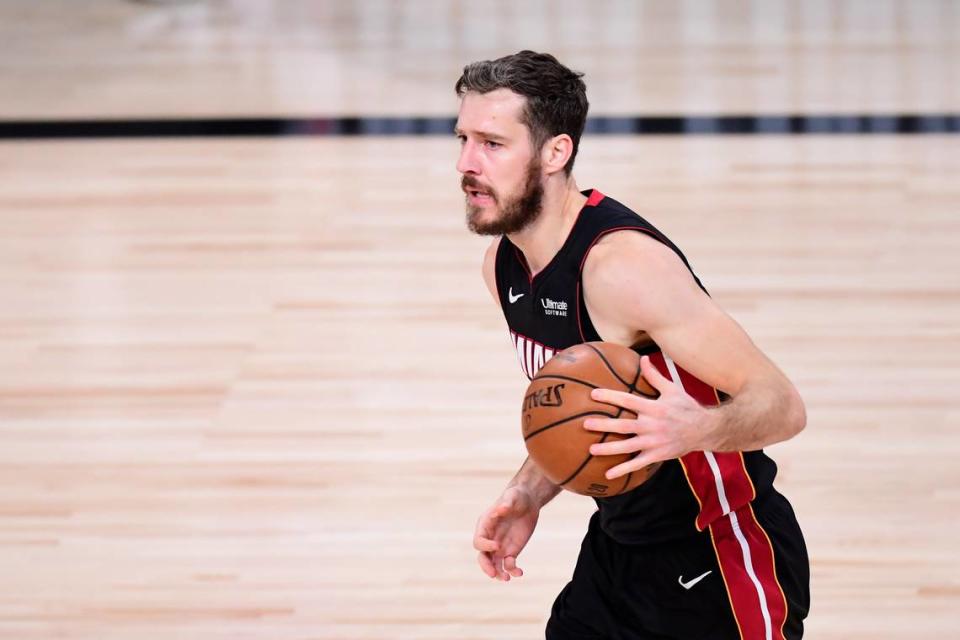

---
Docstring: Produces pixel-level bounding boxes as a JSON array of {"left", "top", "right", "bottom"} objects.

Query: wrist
[
  {"left": 508, "top": 478, "right": 556, "bottom": 510},
  {"left": 507, "top": 457, "right": 561, "bottom": 509},
  {"left": 696, "top": 405, "right": 726, "bottom": 452}
]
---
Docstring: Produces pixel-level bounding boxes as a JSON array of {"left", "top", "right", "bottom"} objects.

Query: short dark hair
[{"left": 455, "top": 50, "right": 589, "bottom": 175}]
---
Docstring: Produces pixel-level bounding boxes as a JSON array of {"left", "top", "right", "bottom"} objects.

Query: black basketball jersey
[{"left": 494, "top": 189, "right": 778, "bottom": 544}]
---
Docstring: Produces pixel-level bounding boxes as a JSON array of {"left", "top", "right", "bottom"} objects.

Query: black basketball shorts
[{"left": 545, "top": 490, "right": 810, "bottom": 640}]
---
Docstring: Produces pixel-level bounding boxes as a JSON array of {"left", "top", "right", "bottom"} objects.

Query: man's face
[{"left": 455, "top": 89, "right": 544, "bottom": 236}]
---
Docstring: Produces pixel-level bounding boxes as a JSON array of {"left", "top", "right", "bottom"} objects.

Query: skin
[
  {"left": 455, "top": 88, "right": 588, "bottom": 266},
  {"left": 457, "top": 88, "right": 806, "bottom": 583}
]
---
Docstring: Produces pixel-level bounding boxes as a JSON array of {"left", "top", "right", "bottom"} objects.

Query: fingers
[
  {"left": 492, "top": 552, "right": 507, "bottom": 580},
  {"left": 473, "top": 515, "right": 498, "bottom": 551},
  {"left": 477, "top": 543, "right": 511, "bottom": 581},
  {"left": 475, "top": 506, "right": 510, "bottom": 581},
  {"left": 605, "top": 453, "right": 656, "bottom": 480},
  {"left": 583, "top": 416, "right": 654, "bottom": 435},
  {"left": 477, "top": 551, "right": 497, "bottom": 578},
  {"left": 474, "top": 492, "right": 531, "bottom": 582},
  {"left": 488, "top": 554, "right": 523, "bottom": 582},
  {"left": 591, "top": 388, "right": 659, "bottom": 414},
  {"left": 474, "top": 498, "right": 510, "bottom": 548},
  {"left": 590, "top": 356, "right": 675, "bottom": 410},
  {"left": 474, "top": 535, "right": 498, "bottom": 553},
  {"left": 503, "top": 555, "right": 524, "bottom": 578},
  {"left": 476, "top": 535, "right": 524, "bottom": 582},
  {"left": 473, "top": 506, "right": 503, "bottom": 569},
  {"left": 589, "top": 435, "right": 651, "bottom": 457},
  {"left": 640, "top": 355, "right": 673, "bottom": 392}
]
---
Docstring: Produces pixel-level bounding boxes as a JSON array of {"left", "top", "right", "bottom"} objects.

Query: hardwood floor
[{"left": 1, "top": 2, "right": 958, "bottom": 638}]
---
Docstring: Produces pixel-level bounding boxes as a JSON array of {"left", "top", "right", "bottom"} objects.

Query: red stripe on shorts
[
  {"left": 647, "top": 352, "right": 756, "bottom": 530},
  {"left": 709, "top": 505, "right": 789, "bottom": 640}
]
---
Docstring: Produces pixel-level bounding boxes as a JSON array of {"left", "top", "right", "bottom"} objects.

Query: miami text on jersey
[{"left": 509, "top": 330, "right": 557, "bottom": 379}]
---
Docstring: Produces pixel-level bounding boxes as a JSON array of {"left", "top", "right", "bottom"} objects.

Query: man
[{"left": 456, "top": 51, "right": 810, "bottom": 639}]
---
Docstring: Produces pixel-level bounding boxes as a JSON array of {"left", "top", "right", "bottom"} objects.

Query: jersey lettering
[{"left": 510, "top": 330, "right": 556, "bottom": 379}]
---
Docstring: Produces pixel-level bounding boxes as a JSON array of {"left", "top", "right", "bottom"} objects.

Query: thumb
[
  {"left": 497, "top": 487, "right": 530, "bottom": 517},
  {"left": 496, "top": 491, "right": 519, "bottom": 516},
  {"left": 640, "top": 355, "right": 674, "bottom": 394}
]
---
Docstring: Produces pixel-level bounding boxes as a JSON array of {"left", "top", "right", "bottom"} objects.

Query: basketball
[{"left": 521, "top": 342, "right": 662, "bottom": 497}]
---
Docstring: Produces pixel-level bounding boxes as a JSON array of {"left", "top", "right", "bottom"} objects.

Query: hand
[
  {"left": 472, "top": 486, "right": 540, "bottom": 582},
  {"left": 583, "top": 355, "right": 713, "bottom": 480}
]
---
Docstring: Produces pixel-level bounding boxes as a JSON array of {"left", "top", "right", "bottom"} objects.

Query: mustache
[{"left": 461, "top": 176, "right": 496, "bottom": 199}]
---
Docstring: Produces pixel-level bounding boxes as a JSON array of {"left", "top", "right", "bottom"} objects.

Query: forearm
[
  {"left": 506, "top": 457, "right": 562, "bottom": 508},
  {"left": 701, "top": 378, "right": 806, "bottom": 452}
]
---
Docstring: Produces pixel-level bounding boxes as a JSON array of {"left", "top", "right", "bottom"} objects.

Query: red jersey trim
[
  {"left": 504, "top": 189, "right": 606, "bottom": 291},
  {"left": 585, "top": 188, "right": 605, "bottom": 207},
  {"left": 575, "top": 225, "right": 670, "bottom": 343}
]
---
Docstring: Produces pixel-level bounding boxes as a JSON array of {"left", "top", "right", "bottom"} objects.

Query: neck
[{"left": 507, "top": 174, "right": 588, "bottom": 276}]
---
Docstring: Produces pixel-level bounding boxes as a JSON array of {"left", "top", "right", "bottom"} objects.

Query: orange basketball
[{"left": 521, "top": 342, "right": 662, "bottom": 497}]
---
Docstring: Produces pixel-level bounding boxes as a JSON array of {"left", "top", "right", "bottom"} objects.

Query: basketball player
[{"left": 456, "top": 51, "right": 810, "bottom": 639}]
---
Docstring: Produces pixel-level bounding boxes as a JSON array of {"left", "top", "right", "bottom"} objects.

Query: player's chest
[{"left": 500, "top": 266, "right": 583, "bottom": 363}]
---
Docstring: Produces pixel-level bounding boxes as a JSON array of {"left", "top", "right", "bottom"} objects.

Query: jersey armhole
[
  {"left": 491, "top": 236, "right": 506, "bottom": 306},
  {"left": 575, "top": 226, "right": 670, "bottom": 343}
]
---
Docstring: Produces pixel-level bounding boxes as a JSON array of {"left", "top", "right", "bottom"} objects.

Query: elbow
[{"left": 786, "top": 386, "right": 806, "bottom": 440}]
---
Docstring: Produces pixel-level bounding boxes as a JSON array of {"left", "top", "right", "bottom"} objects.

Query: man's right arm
[
  {"left": 506, "top": 456, "right": 562, "bottom": 508},
  {"left": 473, "top": 456, "right": 560, "bottom": 581},
  {"left": 473, "top": 239, "right": 559, "bottom": 580},
  {"left": 481, "top": 238, "right": 561, "bottom": 507}
]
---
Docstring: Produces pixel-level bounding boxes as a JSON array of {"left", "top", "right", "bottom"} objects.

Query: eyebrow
[{"left": 454, "top": 128, "right": 509, "bottom": 142}]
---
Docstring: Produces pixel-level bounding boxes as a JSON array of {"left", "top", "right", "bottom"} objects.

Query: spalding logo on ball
[{"left": 521, "top": 342, "right": 662, "bottom": 497}]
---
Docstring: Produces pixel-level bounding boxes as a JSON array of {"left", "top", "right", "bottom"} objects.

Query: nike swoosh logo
[
  {"left": 678, "top": 570, "right": 712, "bottom": 590},
  {"left": 508, "top": 287, "right": 525, "bottom": 304}
]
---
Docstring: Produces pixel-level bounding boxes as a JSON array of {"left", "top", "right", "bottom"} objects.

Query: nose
[{"left": 456, "top": 140, "right": 480, "bottom": 175}]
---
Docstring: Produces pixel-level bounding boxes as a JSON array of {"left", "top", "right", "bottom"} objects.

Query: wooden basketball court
[{"left": 0, "top": 2, "right": 957, "bottom": 638}]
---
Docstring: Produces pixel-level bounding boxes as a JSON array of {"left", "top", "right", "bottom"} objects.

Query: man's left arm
[{"left": 581, "top": 231, "right": 806, "bottom": 480}]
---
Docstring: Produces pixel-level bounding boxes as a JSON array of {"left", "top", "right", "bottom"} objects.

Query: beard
[{"left": 463, "top": 158, "right": 544, "bottom": 236}]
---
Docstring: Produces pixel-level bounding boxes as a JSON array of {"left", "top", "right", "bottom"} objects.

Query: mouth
[{"left": 464, "top": 186, "right": 495, "bottom": 207}]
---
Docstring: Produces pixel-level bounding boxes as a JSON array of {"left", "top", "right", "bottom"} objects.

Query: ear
[{"left": 541, "top": 134, "right": 574, "bottom": 176}]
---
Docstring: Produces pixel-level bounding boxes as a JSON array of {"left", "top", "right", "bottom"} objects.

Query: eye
[
  {"left": 455, "top": 134, "right": 466, "bottom": 145},
  {"left": 484, "top": 140, "right": 502, "bottom": 150}
]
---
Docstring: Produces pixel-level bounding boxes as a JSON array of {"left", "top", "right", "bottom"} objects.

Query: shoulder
[
  {"left": 582, "top": 229, "right": 704, "bottom": 324},
  {"left": 584, "top": 229, "right": 692, "bottom": 286}
]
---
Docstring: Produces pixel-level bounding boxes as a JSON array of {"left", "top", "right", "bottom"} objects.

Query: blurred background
[{"left": 0, "top": 1, "right": 957, "bottom": 639}]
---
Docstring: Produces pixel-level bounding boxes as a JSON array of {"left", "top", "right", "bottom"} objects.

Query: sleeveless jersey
[{"left": 494, "top": 189, "right": 778, "bottom": 544}]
